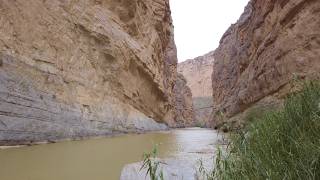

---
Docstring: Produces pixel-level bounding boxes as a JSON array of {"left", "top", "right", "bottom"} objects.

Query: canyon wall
[
  {"left": 178, "top": 51, "right": 214, "bottom": 126},
  {"left": 173, "top": 74, "right": 195, "bottom": 127},
  {"left": 212, "top": 0, "right": 320, "bottom": 129},
  {"left": 0, "top": 0, "right": 181, "bottom": 145}
]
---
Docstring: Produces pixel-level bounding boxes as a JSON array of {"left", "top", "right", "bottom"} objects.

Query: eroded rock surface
[
  {"left": 212, "top": 0, "right": 320, "bottom": 128},
  {"left": 173, "top": 74, "right": 195, "bottom": 127},
  {"left": 178, "top": 52, "right": 215, "bottom": 126},
  {"left": 0, "top": 0, "right": 180, "bottom": 144}
]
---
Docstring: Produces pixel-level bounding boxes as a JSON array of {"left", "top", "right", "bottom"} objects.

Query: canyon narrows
[
  {"left": 0, "top": 0, "right": 320, "bottom": 179},
  {"left": 178, "top": 51, "right": 215, "bottom": 127},
  {"left": 0, "top": 0, "right": 195, "bottom": 145},
  {"left": 1, "top": 0, "right": 319, "bottom": 143}
]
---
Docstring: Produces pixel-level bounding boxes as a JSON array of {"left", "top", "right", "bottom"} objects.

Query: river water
[{"left": 0, "top": 128, "right": 222, "bottom": 180}]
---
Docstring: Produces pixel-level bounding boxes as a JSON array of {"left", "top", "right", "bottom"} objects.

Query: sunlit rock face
[
  {"left": 178, "top": 51, "right": 215, "bottom": 126},
  {"left": 212, "top": 0, "right": 320, "bottom": 128},
  {"left": 0, "top": 0, "right": 181, "bottom": 144}
]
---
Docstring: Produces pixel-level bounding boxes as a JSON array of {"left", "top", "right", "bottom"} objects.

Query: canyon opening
[{"left": 0, "top": 0, "right": 319, "bottom": 180}]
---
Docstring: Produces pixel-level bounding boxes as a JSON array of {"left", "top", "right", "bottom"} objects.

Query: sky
[{"left": 169, "top": 0, "right": 249, "bottom": 62}]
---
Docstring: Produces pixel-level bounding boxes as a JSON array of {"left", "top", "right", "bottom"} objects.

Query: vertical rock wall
[
  {"left": 212, "top": 0, "right": 320, "bottom": 128},
  {"left": 178, "top": 51, "right": 215, "bottom": 126},
  {"left": 173, "top": 74, "right": 195, "bottom": 127},
  {"left": 0, "top": 0, "right": 182, "bottom": 144}
]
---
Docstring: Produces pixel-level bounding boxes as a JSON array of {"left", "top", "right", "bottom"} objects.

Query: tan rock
[
  {"left": 178, "top": 52, "right": 215, "bottom": 126},
  {"left": 212, "top": 0, "right": 320, "bottom": 128},
  {"left": 0, "top": 0, "right": 181, "bottom": 144},
  {"left": 173, "top": 74, "right": 195, "bottom": 127}
]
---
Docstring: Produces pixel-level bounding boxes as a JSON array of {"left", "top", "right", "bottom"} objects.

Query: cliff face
[
  {"left": 212, "top": 0, "right": 320, "bottom": 128},
  {"left": 178, "top": 51, "right": 215, "bottom": 126},
  {"left": 0, "top": 0, "right": 180, "bottom": 144},
  {"left": 173, "top": 74, "right": 195, "bottom": 127}
]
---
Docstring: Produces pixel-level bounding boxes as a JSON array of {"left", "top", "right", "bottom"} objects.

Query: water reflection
[{"left": 0, "top": 128, "right": 220, "bottom": 180}]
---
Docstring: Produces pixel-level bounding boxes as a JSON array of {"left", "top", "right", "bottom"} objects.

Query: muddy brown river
[{"left": 0, "top": 128, "right": 222, "bottom": 180}]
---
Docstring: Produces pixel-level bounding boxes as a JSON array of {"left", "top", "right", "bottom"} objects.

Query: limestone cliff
[
  {"left": 178, "top": 51, "right": 214, "bottom": 126},
  {"left": 212, "top": 0, "right": 320, "bottom": 128},
  {"left": 0, "top": 0, "right": 180, "bottom": 145},
  {"left": 173, "top": 74, "right": 195, "bottom": 127}
]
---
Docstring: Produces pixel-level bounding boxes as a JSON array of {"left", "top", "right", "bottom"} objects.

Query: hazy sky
[{"left": 170, "top": 0, "right": 249, "bottom": 62}]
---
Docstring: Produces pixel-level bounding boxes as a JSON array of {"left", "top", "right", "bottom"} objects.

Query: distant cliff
[
  {"left": 212, "top": 0, "right": 320, "bottom": 129},
  {"left": 178, "top": 51, "right": 215, "bottom": 126},
  {"left": 0, "top": 0, "right": 187, "bottom": 145},
  {"left": 173, "top": 74, "right": 195, "bottom": 127}
]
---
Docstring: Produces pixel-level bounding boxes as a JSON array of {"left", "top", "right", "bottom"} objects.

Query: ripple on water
[{"left": 0, "top": 128, "right": 223, "bottom": 180}]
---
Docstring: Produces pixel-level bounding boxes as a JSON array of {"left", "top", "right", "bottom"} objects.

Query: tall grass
[
  {"left": 141, "top": 145, "right": 164, "bottom": 180},
  {"left": 212, "top": 81, "right": 320, "bottom": 180}
]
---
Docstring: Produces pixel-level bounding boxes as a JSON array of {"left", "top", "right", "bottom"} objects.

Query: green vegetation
[
  {"left": 244, "top": 106, "right": 270, "bottom": 124},
  {"left": 198, "top": 159, "right": 213, "bottom": 180},
  {"left": 195, "top": 121, "right": 206, "bottom": 128},
  {"left": 142, "top": 82, "right": 320, "bottom": 180},
  {"left": 211, "top": 81, "right": 320, "bottom": 180},
  {"left": 141, "top": 145, "right": 164, "bottom": 180}
]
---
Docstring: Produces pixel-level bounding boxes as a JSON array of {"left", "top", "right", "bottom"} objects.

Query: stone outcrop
[
  {"left": 178, "top": 51, "right": 215, "bottom": 126},
  {"left": 0, "top": 0, "right": 182, "bottom": 145},
  {"left": 212, "top": 0, "right": 320, "bottom": 128},
  {"left": 173, "top": 74, "right": 195, "bottom": 127}
]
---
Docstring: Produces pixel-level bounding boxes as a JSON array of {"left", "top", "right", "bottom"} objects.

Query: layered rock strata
[
  {"left": 0, "top": 0, "right": 180, "bottom": 144},
  {"left": 178, "top": 51, "right": 215, "bottom": 126},
  {"left": 212, "top": 0, "right": 320, "bottom": 128},
  {"left": 173, "top": 74, "right": 195, "bottom": 127}
]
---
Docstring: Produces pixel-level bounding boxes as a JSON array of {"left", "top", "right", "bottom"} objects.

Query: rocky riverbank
[{"left": 0, "top": 0, "right": 195, "bottom": 145}]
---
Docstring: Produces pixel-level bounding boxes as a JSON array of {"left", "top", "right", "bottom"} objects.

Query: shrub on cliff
[{"left": 213, "top": 81, "right": 320, "bottom": 180}]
